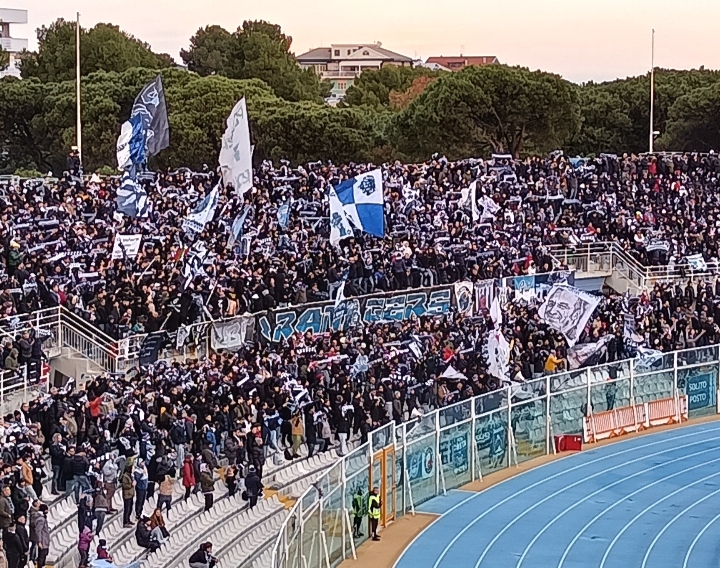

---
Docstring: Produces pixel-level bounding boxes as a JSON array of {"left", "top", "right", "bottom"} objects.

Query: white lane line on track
[
  {"left": 514, "top": 449, "right": 720, "bottom": 568},
  {"left": 398, "top": 424, "right": 720, "bottom": 568},
  {"left": 682, "top": 511, "right": 720, "bottom": 568},
  {"left": 469, "top": 434, "right": 720, "bottom": 568},
  {"left": 640, "top": 486, "right": 720, "bottom": 568}
]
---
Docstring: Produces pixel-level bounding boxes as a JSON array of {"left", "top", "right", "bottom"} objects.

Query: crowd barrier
[
  {"left": 583, "top": 394, "right": 689, "bottom": 443},
  {"left": 270, "top": 344, "right": 720, "bottom": 568}
]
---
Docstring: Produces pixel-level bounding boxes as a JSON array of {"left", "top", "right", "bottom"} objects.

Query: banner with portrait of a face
[{"left": 538, "top": 285, "right": 601, "bottom": 347}]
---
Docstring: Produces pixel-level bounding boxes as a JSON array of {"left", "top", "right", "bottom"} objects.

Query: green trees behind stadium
[{"left": 2, "top": 17, "right": 720, "bottom": 174}]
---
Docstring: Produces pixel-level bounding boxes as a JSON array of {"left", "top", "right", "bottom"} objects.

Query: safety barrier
[
  {"left": 583, "top": 394, "right": 689, "bottom": 443},
  {"left": 270, "top": 345, "right": 720, "bottom": 568}
]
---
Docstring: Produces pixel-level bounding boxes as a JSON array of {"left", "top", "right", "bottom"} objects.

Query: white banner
[
  {"left": 219, "top": 97, "right": 254, "bottom": 196},
  {"left": 329, "top": 186, "right": 354, "bottom": 246},
  {"left": 486, "top": 328, "right": 510, "bottom": 383},
  {"left": 111, "top": 234, "right": 143, "bottom": 260},
  {"left": 454, "top": 281, "right": 474, "bottom": 315},
  {"left": 210, "top": 317, "right": 255, "bottom": 351},
  {"left": 538, "top": 285, "right": 601, "bottom": 347}
]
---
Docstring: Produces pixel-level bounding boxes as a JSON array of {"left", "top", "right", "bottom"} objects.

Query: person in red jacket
[{"left": 181, "top": 455, "right": 196, "bottom": 501}]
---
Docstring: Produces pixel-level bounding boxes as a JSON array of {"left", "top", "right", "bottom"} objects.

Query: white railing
[
  {"left": 270, "top": 344, "right": 720, "bottom": 568},
  {"left": 547, "top": 241, "right": 720, "bottom": 289}
]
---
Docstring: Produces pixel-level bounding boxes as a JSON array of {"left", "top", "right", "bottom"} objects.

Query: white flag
[
  {"left": 219, "top": 98, "right": 254, "bottom": 196},
  {"left": 487, "top": 329, "right": 510, "bottom": 383},
  {"left": 111, "top": 234, "right": 143, "bottom": 260},
  {"left": 116, "top": 120, "right": 133, "bottom": 170}
]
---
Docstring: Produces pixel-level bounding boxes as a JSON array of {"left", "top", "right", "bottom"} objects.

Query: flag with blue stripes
[
  {"left": 116, "top": 166, "right": 150, "bottom": 218},
  {"left": 182, "top": 185, "right": 219, "bottom": 235},
  {"left": 226, "top": 207, "right": 249, "bottom": 250},
  {"left": 117, "top": 75, "right": 170, "bottom": 170},
  {"left": 334, "top": 169, "right": 384, "bottom": 239},
  {"left": 277, "top": 200, "right": 291, "bottom": 230}
]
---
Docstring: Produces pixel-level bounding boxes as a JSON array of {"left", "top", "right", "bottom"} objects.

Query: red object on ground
[{"left": 554, "top": 435, "right": 582, "bottom": 452}]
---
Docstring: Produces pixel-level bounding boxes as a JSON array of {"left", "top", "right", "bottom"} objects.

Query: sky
[{"left": 4, "top": 0, "right": 719, "bottom": 83}]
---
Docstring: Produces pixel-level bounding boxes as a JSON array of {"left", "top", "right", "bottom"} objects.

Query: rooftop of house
[
  {"left": 297, "top": 43, "right": 413, "bottom": 63},
  {"left": 425, "top": 55, "right": 499, "bottom": 67}
]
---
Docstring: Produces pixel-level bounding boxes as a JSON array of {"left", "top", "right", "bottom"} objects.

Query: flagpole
[
  {"left": 649, "top": 28, "right": 655, "bottom": 154},
  {"left": 75, "top": 12, "right": 83, "bottom": 166}
]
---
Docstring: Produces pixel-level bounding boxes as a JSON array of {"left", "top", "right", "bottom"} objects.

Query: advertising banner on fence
[{"left": 257, "top": 283, "right": 467, "bottom": 343}]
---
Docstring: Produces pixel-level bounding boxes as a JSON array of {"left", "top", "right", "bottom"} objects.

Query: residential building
[
  {"left": 424, "top": 55, "right": 499, "bottom": 71},
  {"left": 0, "top": 8, "right": 27, "bottom": 78},
  {"left": 297, "top": 42, "right": 413, "bottom": 103}
]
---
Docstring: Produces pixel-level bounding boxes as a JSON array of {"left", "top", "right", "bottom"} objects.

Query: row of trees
[{"left": 3, "top": 18, "right": 720, "bottom": 175}]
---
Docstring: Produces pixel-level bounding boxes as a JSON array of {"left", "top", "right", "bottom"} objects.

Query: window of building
[
  {"left": 362, "top": 50, "right": 369, "bottom": 56},
  {"left": 334, "top": 49, "right": 340, "bottom": 56},
  {"left": 337, "top": 81, "right": 347, "bottom": 90},
  {"left": 347, "top": 49, "right": 352, "bottom": 55}
]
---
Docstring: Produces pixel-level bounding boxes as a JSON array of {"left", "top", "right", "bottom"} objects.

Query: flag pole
[
  {"left": 75, "top": 12, "right": 82, "bottom": 166},
  {"left": 649, "top": 28, "right": 655, "bottom": 154}
]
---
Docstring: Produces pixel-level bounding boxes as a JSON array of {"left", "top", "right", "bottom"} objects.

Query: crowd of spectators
[
  {"left": 1, "top": 151, "right": 720, "bottom": 567},
  {"left": 1, "top": 152, "right": 720, "bottom": 340}
]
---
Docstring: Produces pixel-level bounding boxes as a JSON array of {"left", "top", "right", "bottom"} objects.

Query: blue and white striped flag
[
  {"left": 686, "top": 254, "right": 707, "bottom": 271},
  {"left": 333, "top": 169, "right": 384, "bottom": 239},
  {"left": 277, "top": 200, "right": 291, "bottom": 230},
  {"left": 182, "top": 185, "right": 219, "bottom": 235},
  {"left": 116, "top": 166, "right": 150, "bottom": 218},
  {"left": 226, "top": 207, "right": 249, "bottom": 250}
]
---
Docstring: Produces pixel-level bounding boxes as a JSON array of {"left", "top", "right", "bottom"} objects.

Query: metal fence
[{"left": 270, "top": 344, "right": 720, "bottom": 568}]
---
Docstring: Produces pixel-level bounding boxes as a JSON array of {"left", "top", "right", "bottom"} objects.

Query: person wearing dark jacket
[
  {"left": 244, "top": 466, "right": 263, "bottom": 509},
  {"left": 135, "top": 517, "right": 159, "bottom": 552},
  {"left": 250, "top": 438, "right": 265, "bottom": 479},
  {"left": 188, "top": 542, "right": 216, "bottom": 568},
  {"left": 49, "top": 435, "right": 66, "bottom": 495},
  {"left": 13, "top": 516, "right": 29, "bottom": 568},
  {"left": 4, "top": 524, "right": 23, "bottom": 568}
]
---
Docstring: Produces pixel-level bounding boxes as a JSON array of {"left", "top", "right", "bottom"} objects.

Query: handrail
[{"left": 270, "top": 342, "right": 720, "bottom": 568}]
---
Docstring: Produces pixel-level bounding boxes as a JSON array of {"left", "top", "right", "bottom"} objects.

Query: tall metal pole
[
  {"left": 75, "top": 12, "right": 82, "bottom": 166},
  {"left": 649, "top": 28, "right": 655, "bottom": 154}
]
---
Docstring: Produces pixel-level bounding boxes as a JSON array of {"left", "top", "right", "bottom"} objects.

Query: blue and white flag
[
  {"left": 686, "top": 254, "right": 707, "bottom": 271},
  {"left": 226, "top": 207, "right": 249, "bottom": 250},
  {"left": 182, "top": 240, "right": 209, "bottom": 288},
  {"left": 117, "top": 75, "right": 170, "bottom": 170},
  {"left": 277, "top": 200, "right": 291, "bottom": 230},
  {"left": 182, "top": 185, "right": 220, "bottom": 235},
  {"left": 333, "top": 169, "right": 384, "bottom": 239},
  {"left": 329, "top": 186, "right": 354, "bottom": 246},
  {"left": 116, "top": 166, "right": 150, "bottom": 218}
]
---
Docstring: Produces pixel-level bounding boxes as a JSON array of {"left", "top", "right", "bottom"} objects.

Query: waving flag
[
  {"left": 182, "top": 185, "right": 219, "bottom": 235},
  {"left": 219, "top": 98, "right": 254, "bottom": 196},
  {"left": 329, "top": 186, "right": 354, "bottom": 246},
  {"left": 117, "top": 75, "right": 169, "bottom": 169},
  {"left": 226, "top": 207, "right": 250, "bottom": 250},
  {"left": 334, "top": 169, "right": 384, "bottom": 239},
  {"left": 116, "top": 166, "right": 150, "bottom": 218}
]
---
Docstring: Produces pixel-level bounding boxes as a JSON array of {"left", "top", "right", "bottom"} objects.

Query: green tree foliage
[
  {"left": 392, "top": 65, "right": 579, "bottom": 159},
  {"left": 179, "top": 25, "right": 236, "bottom": 77},
  {"left": 566, "top": 87, "right": 634, "bottom": 156},
  {"left": 19, "top": 19, "right": 173, "bottom": 82},
  {"left": 181, "top": 20, "right": 329, "bottom": 102},
  {"left": 343, "top": 66, "right": 439, "bottom": 108},
  {"left": 574, "top": 69, "right": 720, "bottom": 154},
  {"left": 658, "top": 82, "right": 720, "bottom": 152}
]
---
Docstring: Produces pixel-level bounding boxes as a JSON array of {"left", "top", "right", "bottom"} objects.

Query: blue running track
[{"left": 395, "top": 421, "right": 720, "bottom": 568}]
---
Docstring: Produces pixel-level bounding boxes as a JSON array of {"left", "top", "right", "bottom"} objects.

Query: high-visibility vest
[
  {"left": 368, "top": 494, "right": 381, "bottom": 519},
  {"left": 352, "top": 494, "right": 363, "bottom": 516}
]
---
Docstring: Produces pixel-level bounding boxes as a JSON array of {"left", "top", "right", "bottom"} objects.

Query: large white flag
[
  {"left": 538, "top": 285, "right": 601, "bottom": 347},
  {"left": 487, "top": 328, "right": 510, "bottom": 383},
  {"left": 329, "top": 186, "right": 354, "bottom": 246},
  {"left": 219, "top": 98, "right": 254, "bottom": 196}
]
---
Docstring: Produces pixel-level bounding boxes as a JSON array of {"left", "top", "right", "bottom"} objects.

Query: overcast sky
[{"left": 4, "top": 0, "right": 718, "bottom": 83}]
